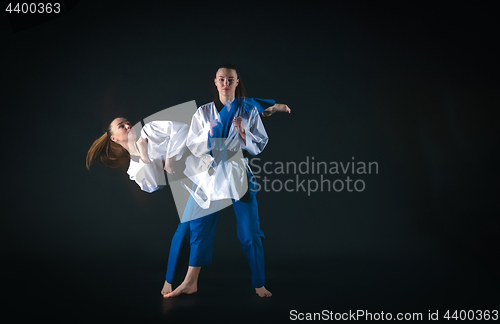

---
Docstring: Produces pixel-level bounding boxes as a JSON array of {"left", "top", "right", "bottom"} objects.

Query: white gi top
[
  {"left": 183, "top": 100, "right": 268, "bottom": 208},
  {"left": 127, "top": 121, "right": 188, "bottom": 193}
]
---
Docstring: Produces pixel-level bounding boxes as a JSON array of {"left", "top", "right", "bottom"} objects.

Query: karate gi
[
  {"left": 126, "top": 99, "right": 274, "bottom": 287},
  {"left": 127, "top": 120, "right": 188, "bottom": 192},
  {"left": 176, "top": 97, "right": 274, "bottom": 288}
]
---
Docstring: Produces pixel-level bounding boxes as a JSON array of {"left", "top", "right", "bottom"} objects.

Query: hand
[
  {"left": 127, "top": 128, "right": 137, "bottom": 142},
  {"left": 209, "top": 119, "right": 220, "bottom": 137},
  {"left": 262, "top": 103, "right": 291, "bottom": 117},
  {"left": 127, "top": 129, "right": 137, "bottom": 152},
  {"left": 232, "top": 116, "right": 245, "bottom": 134}
]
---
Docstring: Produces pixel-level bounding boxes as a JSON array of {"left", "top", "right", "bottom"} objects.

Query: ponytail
[{"left": 86, "top": 128, "right": 130, "bottom": 170}]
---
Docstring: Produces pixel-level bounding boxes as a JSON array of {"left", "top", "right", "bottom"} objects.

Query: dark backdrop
[{"left": 1, "top": 1, "right": 498, "bottom": 322}]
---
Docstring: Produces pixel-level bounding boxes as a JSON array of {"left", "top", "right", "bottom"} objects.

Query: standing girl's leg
[{"left": 232, "top": 172, "right": 272, "bottom": 297}]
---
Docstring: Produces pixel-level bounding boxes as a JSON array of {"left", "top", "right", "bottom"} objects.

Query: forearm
[
  {"left": 139, "top": 146, "right": 151, "bottom": 164},
  {"left": 262, "top": 105, "right": 274, "bottom": 116},
  {"left": 165, "top": 156, "right": 175, "bottom": 165},
  {"left": 238, "top": 130, "right": 246, "bottom": 145},
  {"left": 140, "top": 154, "right": 151, "bottom": 164}
]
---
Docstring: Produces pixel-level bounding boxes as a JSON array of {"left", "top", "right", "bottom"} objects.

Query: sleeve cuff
[{"left": 239, "top": 130, "right": 258, "bottom": 155}]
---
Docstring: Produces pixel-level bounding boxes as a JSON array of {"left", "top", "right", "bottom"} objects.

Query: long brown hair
[
  {"left": 214, "top": 63, "right": 248, "bottom": 100},
  {"left": 86, "top": 120, "right": 130, "bottom": 170}
]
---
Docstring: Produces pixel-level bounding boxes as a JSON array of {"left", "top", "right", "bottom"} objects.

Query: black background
[{"left": 1, "top": 1, "right": 498, "bottom": 322}]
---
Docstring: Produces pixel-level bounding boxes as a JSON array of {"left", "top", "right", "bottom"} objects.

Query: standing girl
[{"left": 166, "top": 63, "right": 290, "bottom": 298}]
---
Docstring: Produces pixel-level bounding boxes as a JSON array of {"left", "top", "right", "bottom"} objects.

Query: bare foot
[
  {"left": 255, "top": 286, "right": 272, "bottom": 297},
  {"left": 165, "top": 281, "right": 198, "bottom": 298},
  {"left": 161, "top": 281, "right": 172, "bottom": 298}
]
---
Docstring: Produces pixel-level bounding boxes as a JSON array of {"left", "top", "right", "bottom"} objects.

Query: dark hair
[
  {"left": 215, "top": 63, "right": 248, "bottom": 100},
  {"left": 86, "top": 119, "right": 130, "bottom": 170}
]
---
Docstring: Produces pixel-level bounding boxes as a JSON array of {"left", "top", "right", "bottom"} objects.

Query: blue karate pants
[{"left": 165, "top": 172, "right": 266, "bottom": 288}]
